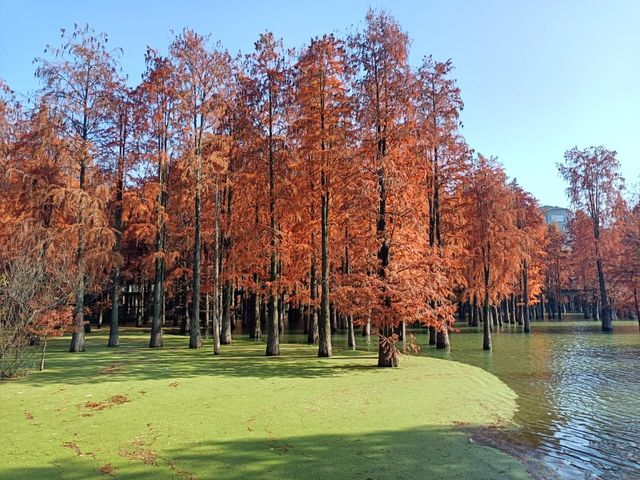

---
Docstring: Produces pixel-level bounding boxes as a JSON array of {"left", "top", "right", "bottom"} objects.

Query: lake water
[
  {"left": 418, "top": 319, "right": 640, "bottom": 479},
  {"left": 286, "top": 318, "right": 640, "bottom": 479}
]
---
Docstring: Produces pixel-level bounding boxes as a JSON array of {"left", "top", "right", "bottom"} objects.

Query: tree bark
[
  {"left": 483, "top": 266, "right": 492, "bottom": 351},
  {"left": 69, "top": 150, "right": 87, "bottom": 352},
  {"left": 221, "top": 281, "right": 233, "bottom": 344},
  {"left": 308, "top": 254, "right": 319, "bottom": 344},
  {"left": 428, "top": 326, "right": 436, "bottom": 345},
  {"left": 347, "top": 316, "right": 356, "bottom": 349},
  {"left": 523, "top": 262, "right": 530, "bottom": 333}
]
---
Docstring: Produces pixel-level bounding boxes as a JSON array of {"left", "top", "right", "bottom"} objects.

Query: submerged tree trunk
[
  {"left": 596, "top": 256, "right": 612, "bottom": 332},
  {"left": 428, "top": 326, "right": 436, "bottom": 345},
  {"left": 436, "top": 322, "right": 449, "bottom": 349},
  {"left": 483, "top": 266, "right": 492, "bottom": 351},
  {"left": 378, "top": 327, "right": 398, "bottom": 367},
  {"left": 633, "top": 285, "right": 640, "bottom": 333},
  {"left": 523, "top": 262, "right": 531, "bottom": 333}
]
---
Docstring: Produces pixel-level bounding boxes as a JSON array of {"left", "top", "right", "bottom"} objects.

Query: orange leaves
[{"left": 29, "top": 307, "right": 73, "bottom": 338}]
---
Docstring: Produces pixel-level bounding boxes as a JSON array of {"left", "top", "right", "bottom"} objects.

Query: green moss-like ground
[{"left": 0, "top": 332, "right": 530, "bottom": 479}]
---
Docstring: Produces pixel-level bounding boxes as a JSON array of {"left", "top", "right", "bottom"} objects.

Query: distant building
[{"left": 541, "top": 205, "right": 571, "bottom": 232}]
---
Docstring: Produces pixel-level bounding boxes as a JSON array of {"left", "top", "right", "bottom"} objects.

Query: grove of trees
[{"left": 1, "top": 11, "right": 637, "bottom": 376}]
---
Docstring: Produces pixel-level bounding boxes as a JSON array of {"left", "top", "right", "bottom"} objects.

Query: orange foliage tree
[{"left": 558, "top": 146, "right": 624, "bottom": 332}]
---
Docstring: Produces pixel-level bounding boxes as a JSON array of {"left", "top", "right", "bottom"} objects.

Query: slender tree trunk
[
  {"left": 307, "top": 256, "right": 319, "bottom": 345},
  {"left": 39, "top": 336, "right": 48, "bottom": 371},
  {"left": 265, "top": 97, "right": 280, "bottom": 357},
  {"left": 347, "top": 316, "right": 356, "bottom": 349},
  {"left": 189, "top": 153, "right": 203, "bottom": 348},
  {"left": 108, "top": 266, "right": 120, "bottom": 347},
  {"left": 135, "top": 281, "right": 145, "bottom": 327},
  {"left": 150, "top": 196, "right": 165, "bottom": 348},
  {"left": 266, "top": 294, "right": 279, "bottom": 356},
  {"left": 362, "top": 317, "right": 371, "bottom": 337},
  {"left": 69, "top": 152, "right": 87, "bottom": 353},
  {"left": 212, "top": 183, "right": 221, "bottom": 354},
  {"left": 308, "top": 307, "right": 318, "bottom": 345},
  {"left": 483, "top": 266, "right": 492, "bottom": 351},
  {"left": 97, "top": 304, "right": 103, "bottom": 329},
  {"left": 523, "top": 263, "right": 531, "bottom": 333},
  {"left": 633, "top": 285, "right": 640, "bottom": 333},
  {"left": 251, "top": 290, "right": 262, "bottom": 340},
  {"left": 109, "top": 113, "right": 127, "bottom": 347},
  {"left": 596, "top": 255, "right": 612, "bottom": 332},
  {"left": 318, "top": 182, "right": 331, "bottom": 357},
  {"left": 221, "top": 281, "right": 232, "bottom": 344}
]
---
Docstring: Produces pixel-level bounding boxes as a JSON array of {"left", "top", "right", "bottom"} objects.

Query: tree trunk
[
  {"left": 266, "top": 294, "right": 279, "bottom": 356},
  {"left": 39, "top": 336, "right": 48, "bottom": 371},
  {"left": 436, "top": 325, "right": 449, "bottom": 349},
  {"left": 189, "top": 155, "right": 203, "bottom": 348},
  {"left": 428, "top": 326, "right": 436, "bottom": 345},
  {"left": 378, "top": 327, "right": 397, "bottom": 368},
  {"left": 136, "top": 281, "right": 145, "bottom": 327},
  {"left": 347, "top": 315, "right": 356, "bottom": 350},
  {"left": 483, "top": 267, "right": 492, "bottom": 351},
  {"left": 362, "top": 317, "right": 371, "bottom": 337},
  {"left": 596, "top": 256, "right": 612, "bottom": 332},
  {"left": 633, "top": 285, "right": 640, "bottom": 333},
  {"left": 69, "top": 153, "right": 87, "bottom": 353},
  {"left": 251, "top": 290, "right": 262, "bottom": 340},
  {"left": 221, "top": 281, "right": 232, "bottom": 344},
  {"left": 211, "top": 184, "right": 222, "bottom": 354},
  {"left": 523, "top": 263, "right": 530, "bottom": 333},
  {"left": 318, "top": 170, "right": 332, "bottom": 357},
  {"left": 307, "top": 257, "right": 319, "bottom": 344}
]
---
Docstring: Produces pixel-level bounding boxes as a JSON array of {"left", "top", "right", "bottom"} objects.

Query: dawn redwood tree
[
  {"left": 558, "top": 146, "right": 623, "bottom": 332},
  {"left": 567, "top": 211, "right": 598, "bottom": 319},
  {"left": 415, "top": 55, "right": 466, "bottom": 349},
  {"left": 464, "top": 156, "right": 518, "bottom": 350},
  {"left": 170, "top": 29, "right": 231, "bottom": 348},
  {"left": 35, "top": 25, "right": 119, "bottom": 352},
  {"left": 619, "top": 201, "right": 640, "bottom": 328},
  {"left": 138, "top": 49, "right": 179, "bottom": 348},
  {"left": 511, "top": 181, "right": 546, "bottom": 333},
  {"left": 349, "top": 10, "right": 415, "bottom": 367},
  {"left": 608, "top": 199, "right": 640, "bottom": 329},
  {"left": 294, "top": 34, "right": 351, "bottom": 358},
  {"left": 247, "top": 33, "right": 292, "bottom": 357},
  {"left": 106, "top": 85, "right": 134, "bottom": 347}
]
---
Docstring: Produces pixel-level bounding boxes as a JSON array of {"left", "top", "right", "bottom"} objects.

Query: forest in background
[{"left": 1, "top": 9, "right": 639, "bottom": 376}]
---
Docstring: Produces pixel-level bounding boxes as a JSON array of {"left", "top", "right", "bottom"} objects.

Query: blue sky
[{"left": 1, "top": 0, "right": 638, "bottom": 207}]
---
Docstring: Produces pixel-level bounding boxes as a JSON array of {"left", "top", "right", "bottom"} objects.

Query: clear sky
[{"left": 1, "top": 0, "right": 638, "bottom": 207}]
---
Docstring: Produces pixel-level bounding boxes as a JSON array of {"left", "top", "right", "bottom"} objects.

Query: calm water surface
[{"left": 420, "top": 320, "right": 640, "bottom": 479}]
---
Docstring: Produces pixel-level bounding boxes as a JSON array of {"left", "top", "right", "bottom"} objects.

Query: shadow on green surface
[
  {"left": 0, "top": 425, "right": 531, "bottom": 480},
  {"left": 17, "top": 332, "right": 380, "bottom": 387}
]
